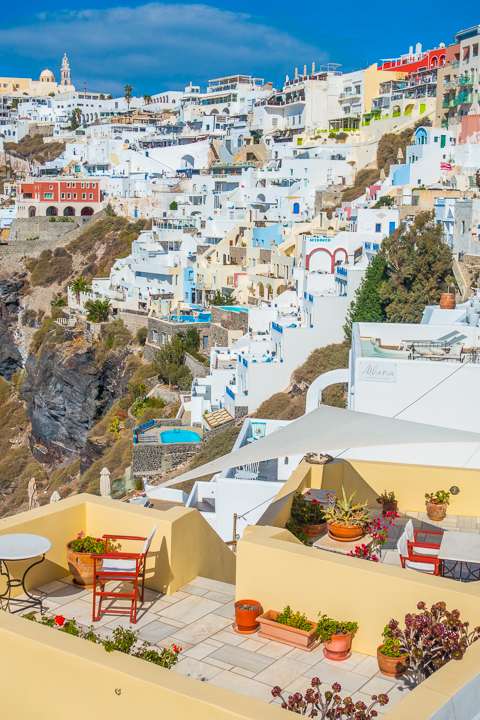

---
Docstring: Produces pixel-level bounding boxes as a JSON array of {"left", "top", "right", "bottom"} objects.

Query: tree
[
  {"left": 152, "top": 334, "right": 192, "bottom": 389},
  {"left": 99, "top": 94, "right": 106, "bottom": 100},
  {"left": 169, "top": 200, "right": 178, "bottom": 210},
  {"left": 343, "top": 254, "right": 388, "bottom": 340},
  {"left": 379, "top": 211, "right": 453, "bottom": 323},
  {"left": 84, "top": 299, "right": 111, "bottom": 323},
  {"left": 372, "top": 196, "right": 395, "bottom": 209},
  {"left": 107, "top": 94, "right": 113, "bottom": 100},
  {"left": 136, "top": 326, "right": 148, "bottom": 346},
  {"left": 48, "top": 92, "right": 55, "bottom": 97},
  {"left": 183, "top": 326, "right": 200, "bottom": 352},
  {"left": 10, "top": 98, "right": 19, "bottom": 109},
  {"left": 124, "top": 84, "right": 133, "bottom": 110},
  {"left": 209, "top": 291, "right": 236, "bottom": 306},
  {"left": 50, "top": 293, "right": 67, "bottom": 308},
  {"left": 144, "top": 94, "right": 152, "bottom": 105},
  {"left": 70, "top": 108, "right": 81, "bottom": 130},
  {"left": 71, "top": 276, "right": 92, "bottom": 298}
]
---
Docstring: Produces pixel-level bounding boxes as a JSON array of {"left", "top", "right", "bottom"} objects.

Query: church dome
[{"left": 40, "top": 69, "right": 55, "bottom": 82}]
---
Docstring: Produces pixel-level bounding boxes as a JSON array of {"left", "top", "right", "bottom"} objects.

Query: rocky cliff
[
  {"left": 21, "top": 341, "right": 132, "bottom": 464},
  {"left": 0, "top": 277, "right": 24, "bottom": 381}
]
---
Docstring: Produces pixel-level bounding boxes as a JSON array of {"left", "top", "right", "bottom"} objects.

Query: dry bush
[
  {"left": 80, "top": 435, "right": 133, "bottom": 493},
  {"left": 47, "top": 459, "right": 81, "bottom": 491},
  {"left": 342, "top": 168, "right": 380, "bottom": 203},
  {"left": 26, "top": 247, "right": 73, "bottom": 287},
  {"left": 293, "top": 341, "right": 350, "bottom": 386},
  {"left": 253, "top": 393, "right": 291, "bottom": 419},
  {"left": 0, "top": 377, "right": 11, "bottom": 405}
]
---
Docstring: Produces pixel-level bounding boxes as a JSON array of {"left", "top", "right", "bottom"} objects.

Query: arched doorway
[
  {"left": 64, "top": 206, "right": 75, "bottom": 216},
  {"left": 293, "top": 202, "right": 300, "bottom": 214},
  {"left": 257, "top": 282, "right": 265, "bottom": 298},
  {"left": 28, "top": 206, "right": 36, "bottom": 217},
  {"left": 46, "top": 206, "right": 58, "bottom": 216},
  {"left": 266, "top": 284, "right": 273, "bottom": 300},
  {"left": 181, "top": 154, "right": 194, "bottom": 169},
  {"left": 81, "top": 207, "right": 94, "bottom": 216},
  {"left": 276, "top": 285, "right": 286, "bottom": 295}
]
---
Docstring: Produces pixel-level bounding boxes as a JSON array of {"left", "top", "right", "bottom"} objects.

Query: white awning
[{"left": 159, "top": 406, "right": 480, "bottom": 487}]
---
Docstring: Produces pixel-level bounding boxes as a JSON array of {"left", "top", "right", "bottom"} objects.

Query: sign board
[{"left": 359, "top": 362, "right": 397, "bottom": 383}]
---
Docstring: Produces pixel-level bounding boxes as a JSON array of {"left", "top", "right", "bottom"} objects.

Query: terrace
[{"left": 2, "top": 456, "right": 480, "bottom": 720}]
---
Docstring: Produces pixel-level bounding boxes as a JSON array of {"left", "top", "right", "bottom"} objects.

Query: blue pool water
[
  {"left": 218, "top": 306, "right": 248, "bottom": 312},
  {"left": 160, "top": 429, "right": 201, "bottom": 444}
]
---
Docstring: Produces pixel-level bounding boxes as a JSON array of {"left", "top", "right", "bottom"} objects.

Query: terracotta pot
[
  {"left": 426, "top": 501, "right": 447, "bottom": 521},
  {"left": 258, "top": 610, "right": 318, "bottom": 650},
  {"left": 377, "top": 645, "right": 409, "bottom": 678},
  {"left": 381, "top": 501, "right": 398, "bottom": 515},
  {"left": 302, "top": 521, "right": 327, "bottom": 536},
  {"left": 234, "top": 599, "right": 261, "bottom": 633},
  {"left": 440, "top": 293, "right": 456, "bottom": 310},
  {"left": 327, "top": 521, "right": 364, "bottom": 542},
  {"left": 323, "top": 632, "right": 352, "bottom": 661},
  {"left": 66, "top": 543, "right": 101, "bottom": 587}
]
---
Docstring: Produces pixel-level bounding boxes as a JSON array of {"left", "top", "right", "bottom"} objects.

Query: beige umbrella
[
  {"left": 397, "top": 147, "right": 404, "bottom": 162},
  {"left": 50, "top": 491, "right": 61, "bottom": 503},
  {"left": 380, "top": 168, "right": 386, "bottom": 182},
  {"left": 100, "top": 467, "right": 111, "bottom": 499},
  {"left": 28, "top": 478, "right": 38, "bottom": 510}
]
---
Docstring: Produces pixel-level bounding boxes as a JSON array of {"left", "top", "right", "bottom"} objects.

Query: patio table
[
  {"left": 0, "top": 534, "right": 52, "bottom": 613},
  {"left": 438, "top": 532, "right": 480, "bottom": 583}
]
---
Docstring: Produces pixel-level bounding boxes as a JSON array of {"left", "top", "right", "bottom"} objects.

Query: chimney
[
  {"left": 415, "top": 42, "right": 422, "bottom": 55},
  {"left": 303, "top": 64, "right": 307, "bottom": 76},
  {"left": 286, "top": 75, "right": 289, "bottom": 83},
  {"left": 409, "top": 46, "right": 413, "bottom": 55},
  {"left": 312, "top": 62, "right": 315, "bottom": 74},
  {"left": 295, "top": 67, "right": 298, "bottom": 79}
]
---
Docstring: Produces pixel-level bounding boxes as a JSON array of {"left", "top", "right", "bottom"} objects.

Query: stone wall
[
  {"left": 229, "top": 247, "right": 246, "bottom": 265},
  {"left": 28, "top": 122, "right": 55, "bottom": 137},
  {"left": 204, "top": 420, "right": 236, "bottom": 438},
  {"left": 144, "top": 317, "right": 211, "bottom": 362},
  {"left": 210, "top": 306, "right": 248, "bottom": 332},
  {"left": 7, "top": 217, "right": 83, "bottom": 243},
  {"left": 205, "top": 323, "right": 229, "bottom": 352},
  {"left": 131, "top": 439, "right": 203, "bottom": 475},
  {"left": 185, "top": 352, "right": 208, "bottom": 378},
  {"left": 116, "top": 309, "right": 148, "bottom": 334},
  {"left": 235, "top": 406, "right": 249, "bottom": 420},
  {"left": 259, "top": 249, "right": 272, "bottom": 264}
]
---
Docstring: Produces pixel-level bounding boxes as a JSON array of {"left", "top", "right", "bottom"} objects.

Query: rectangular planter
[{"left": 258, "top": 610, "right": 319, "bottom": 651}]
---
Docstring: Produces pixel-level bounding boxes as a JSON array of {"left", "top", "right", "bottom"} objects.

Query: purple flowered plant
[
  {"left": 272, "top": 678, "right": 389, "bottom": 718},
  {"left": 384, "top": 601, "right": 480, "bottom": 684}
]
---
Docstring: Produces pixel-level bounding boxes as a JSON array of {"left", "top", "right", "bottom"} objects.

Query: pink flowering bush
[
  {"left": 348, "top": 511, "right": 398, "bottom": 562},
  {"left": 69, "top": 532, "right": 119, "bottom": 555},
  {"left": 272, "top": 677, "right": 389, "bottom": 718}
]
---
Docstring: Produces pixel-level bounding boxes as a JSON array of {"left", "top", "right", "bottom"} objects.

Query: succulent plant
[
  {"left": 272, "top": 677, "right": 388, "bottom": 718},
  {"left": 323, "top": 487, "right": 371, "bottom": 528}
]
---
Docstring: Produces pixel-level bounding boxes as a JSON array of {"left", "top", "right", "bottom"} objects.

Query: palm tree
[
  {"left": 99, "top": 94, "right": 105, "bottom": 100},
  {"left": 144, "top": 94, "right": 152, "bottom": 105},
  {"left": 107, "top": 94, "right": 113, "bottom": 100},
  {"left": 124, "top": 84, "right": 133, "bottom": 110},
  {"left": 70, "top": 107, "right": 81, "bottom": 128},
  {"left": 71, "top": 277, "right": 92, "bottom": 300},
  {"left": 84, "top": 299, "right": 111, "bottom": 323}
]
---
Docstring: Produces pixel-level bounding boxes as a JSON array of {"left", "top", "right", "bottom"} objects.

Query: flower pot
[
  {"left": 377, "top": 645, "right": 409, "bottom": 678},
  {"left": 66, "top": 543, "right": 101, "bottom": 588},
  {"left": 323, "top": 632, "right": 352, "bottom": 661},
  {"left": 258, "top": 610, "right": 318, "bottom": 650},
  {"left": 302, "top": 521, "right": 327, "bottom": 536},
  {"left": 381, "top": 501, "right": 398, "bottom": 515},
  {"left": 426, "top": 501, "right": 447, "bottom": 521},
  {"left": 327, "top": 521, "right": 364, "bottom": 542},
  {"left": 440, "top": 293, "right": 456, "bottom": 310},
  {"left": 234, "top": 600, "right": 262, "bottom": 634}
]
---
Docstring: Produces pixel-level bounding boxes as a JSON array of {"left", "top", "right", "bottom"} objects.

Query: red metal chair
[
  {"left": 405, "top": 519, "right": 442, "bottom": 557},
  {"left": 91, "top": 524, "right": 157, "bottom": 624},
  {"left": 397, "top": 531, "right": 442, "bottom": 576}
]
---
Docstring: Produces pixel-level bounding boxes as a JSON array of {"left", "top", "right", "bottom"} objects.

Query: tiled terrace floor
[{"left": 16, "top": 575, "right": 416, "bottom": 714}]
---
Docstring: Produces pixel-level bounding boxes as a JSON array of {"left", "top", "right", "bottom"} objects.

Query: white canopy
[{"left": 164, "top": 406, "right": 480, "bottom": 487}]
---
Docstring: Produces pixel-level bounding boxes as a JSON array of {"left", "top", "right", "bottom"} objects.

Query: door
[{"left": 441, "top": 135, "right": 446, "bottom": 148}]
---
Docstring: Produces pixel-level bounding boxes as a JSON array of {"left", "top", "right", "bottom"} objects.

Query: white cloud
[{"left": 0, "top": 3, "right": 328, "bottom": 93}]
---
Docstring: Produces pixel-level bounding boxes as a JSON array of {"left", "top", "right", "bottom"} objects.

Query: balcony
[
  {"left": 458, "top": 75, "right": 475, "bottom": 85},
  {"left": 452, "top": 60, "right": 460, "bottom": 68},
  {"left": 442, "top": 99, "right": 454, "bottom": 108},
  {"left": 454, "top": 94, "right": 473, "bottom": 105}
]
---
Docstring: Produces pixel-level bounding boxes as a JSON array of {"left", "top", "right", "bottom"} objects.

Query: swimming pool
[
  {"left": 160, "top": 429, "right": 202, "bottom": 444},
  {"left": 218, "top": 306, "right": 248, "bottom": 313}
]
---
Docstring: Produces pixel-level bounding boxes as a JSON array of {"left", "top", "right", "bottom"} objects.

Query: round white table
[{"left": 0, "top": 534, "right": 52, "bottom": 613}]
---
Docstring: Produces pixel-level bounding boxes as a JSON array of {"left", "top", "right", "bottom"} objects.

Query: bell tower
[{"left": 61, "top": 53, "right": 71, "bottom": 86}]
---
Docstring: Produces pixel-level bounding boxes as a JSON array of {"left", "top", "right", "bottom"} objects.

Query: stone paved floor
[{"left": 16, "top": 575, "right": 416, "bottom": 714}]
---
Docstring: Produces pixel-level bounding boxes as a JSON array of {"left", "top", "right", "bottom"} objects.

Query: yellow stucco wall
[{"left": 0, "top": 495, "right": 235, "bottom": 599}]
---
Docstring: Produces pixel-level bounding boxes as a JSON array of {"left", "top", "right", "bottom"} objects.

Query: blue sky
[{"left": 0, "top": 3, "right": 478, "bottom": 96}]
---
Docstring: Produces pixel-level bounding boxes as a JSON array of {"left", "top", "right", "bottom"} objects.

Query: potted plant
[
  {"left": 290, "top": 492, "right": 327, "bottom": 535},
  {"left": 425, "top": 490, "right": 450, "bottom": 521},
  {"left": 316, "top": 614, "right": 358, "bottom": 661},
  {"left": 258, "top": 605, "right": 318, "bottom": 650},
  {"left": 324, "top": 488, "right": 371, "bottom": 542},
  {"left": 234, "top": 599, "right": 262, "bottom": 634},
  {"left": 285, "top": 521, "right": 312, "bottom": 545},
  {"left": 376, "top": 490, "right": 398, "bottom": 515},
  {"left": 134, "top": 477, "right": 145, "bottom": 496},
  {"left": 66, "top": 532, "right": 117, "bottom": 588},
  {"left": 272, "top": 678, "right": 389, "bottom": 717},
  {"left": 377, "top": 625, "right": 409, "bottom": 677}
]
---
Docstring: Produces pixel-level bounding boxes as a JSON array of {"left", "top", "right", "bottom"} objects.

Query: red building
[
  {"left": 16, "top": 179, "right": 104, "bottom": 218},
  {"left": 379, "top": 44, "right": 448, "bottom": 75}
]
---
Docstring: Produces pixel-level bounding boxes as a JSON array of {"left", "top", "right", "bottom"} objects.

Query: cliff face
[
  {"left": 0, "top": 278, "right": 24, "bottom": 381},
  {"left": 21, "top": 342, "right": 131, "bottom": 464}
]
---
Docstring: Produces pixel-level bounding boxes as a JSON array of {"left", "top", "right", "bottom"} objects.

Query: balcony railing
[
  {"left": 458, "top": 75, "right": 475, "bottom": 85},
  {"left": 442, "top": 100, "right": 454, "bottom": 108},
  {"left": 452, "top": 61, "right": 460, "bottom": 69},
  {"left": 454, "top": 94, "right": 473, "bottom": 105}
]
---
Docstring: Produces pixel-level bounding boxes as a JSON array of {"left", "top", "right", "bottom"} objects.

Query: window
[
  {"left": 89, "top": 193, "right": 93, "bottom": 199},
  {"left": 434, "top": 136, "right": 438, "bottom": 142},
  {"left": 474, "top": 44, "right": 479, "bottom": 58},
  {"left": 152, "top": 329, "right": 158, "bottom": 342},
  {"left": 61, "top": 193, "right": 65, "bottom": 199},
  {"left": 81, "top": 183, "right": 84, "bottom": 188},
  {"left": 86, "top": 183, "right": 89, "bottom": 188},
  {"left": 82, "top": 193, "right": 86, "bottom": 199},
  {"left": 49, "top": 185, "right": 53, "bottom": 189},
  {"left": 462, "top": 220, "right": 466, "bottom": 234},
  {"left": 73, "top": 193, "right": 77, "bottom": 199},
  {"left": 44, "top": 193, "right": 53, "bottom": 199},
  {"left": 272, "top": 118, "right": 278, "bottom": 126},
  {"left": 355, "top": 85, "right": 361, "bottom": 94},
  {"left": 92, "top": 183, "right": 96, "bottom": 189},
  {"left": 67, "top": 182, "right": 70, "bottom": 188},
  {"left": 67, "top": 193, "right": 71, "bottom": 199},
  {"left": 203, "top": 336, "right": 208, "bottom": 351},
  {"left": 375, "top": 223, "right": 381, "bottom": 233},
  {"left": 72, "top": 183, "right": 76, "bottom": 188}
]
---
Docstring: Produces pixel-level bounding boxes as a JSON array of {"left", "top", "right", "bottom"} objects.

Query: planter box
[{"left": 258, "top": 610, "right": 318, "bottom": 651}]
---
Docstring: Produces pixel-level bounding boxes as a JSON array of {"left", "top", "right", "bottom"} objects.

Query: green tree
[
  {"left": 10, "top": 98, "right": 19, "bottom": 109},
  {"left": 209, "top": 291, "right": 236, "bottom": 306},
  {"left": 124, "top": 84, "right": 133, "bottom": 110},
  {"left": 107, "top": 94, "right": 113, "bottom": 100},
  {"left": 343, "top": 254, "right": 388, "bottom": 340},
  {"left": 169, "top": 200, "right": 178, "bottom": 210},
  {"left": 144, "top": 94, "right": 152, "bottom": 105},
  {"left": 379, "top": 211, "right": 453, "bottom": 323},
  {"left": 71, "top": 276, "right": 92, "bottom": 298},
  {"left": 70, "top": 108, "right": 81, "bottom": 130},
  {"left": 183, "top": 326, "right": 200, "bottom": 352},
  {"left": 84, "top": 299, "right": 111, "bottom": 323},
  {"left": 153, "top": 334, "right": 191, "bottom": 389},
  {"left": 99, "top": 94, "right": 106, "bottom": 100},
  {"left": 136, "top": 326, "right": 148, "bottom": 346},
  {"left": 50, "top": 293, "right": 67, "bottom": 308}
]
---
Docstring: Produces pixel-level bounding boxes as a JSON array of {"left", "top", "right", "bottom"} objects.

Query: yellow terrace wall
[
  {"left": 0, "top": 610, "right": 284, "bottom": 720},
  {"left": 236, "top": 525, "right": 480, "bottom": 658},
  {"left": 0, "top": 494, "right": 235, "bottom": 599}
]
